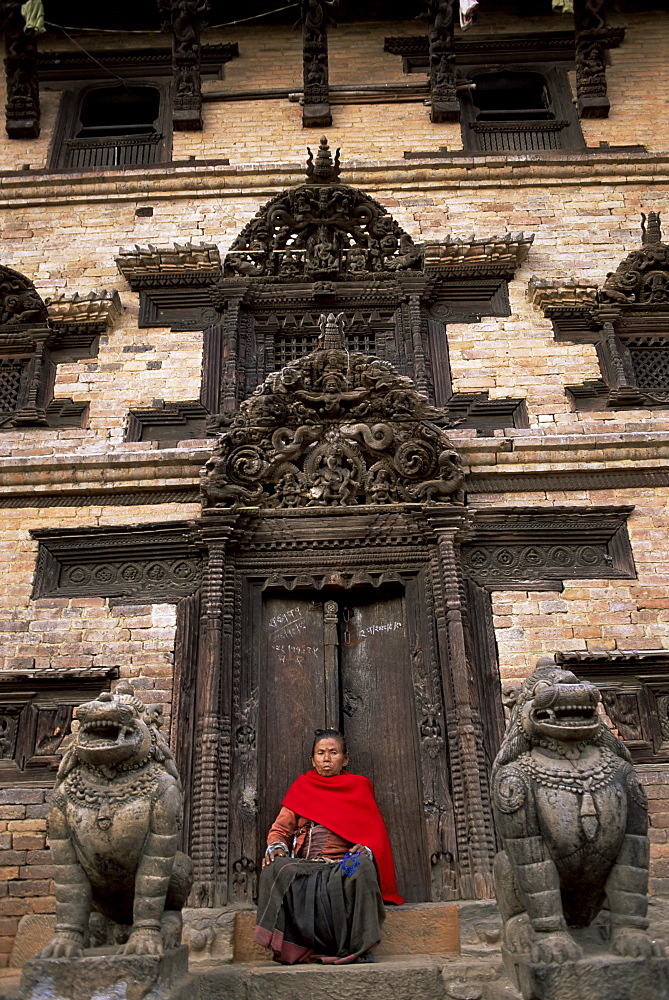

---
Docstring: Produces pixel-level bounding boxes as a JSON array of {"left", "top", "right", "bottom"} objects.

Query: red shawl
[{"left": 282, "top": 769, "right": 404, "bottom": 905}]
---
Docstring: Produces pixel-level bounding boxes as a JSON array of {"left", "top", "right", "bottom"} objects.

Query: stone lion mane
[{"left": 41, "top": 680, "right": 192, "bottom": 960}]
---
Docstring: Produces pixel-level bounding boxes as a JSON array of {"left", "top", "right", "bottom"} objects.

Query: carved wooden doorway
[{"left": 256, "top": 585, "right": 433, "bottom": 903}]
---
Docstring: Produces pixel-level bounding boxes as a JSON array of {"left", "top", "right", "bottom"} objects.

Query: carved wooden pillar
[
  {"left": 189, "top": 515, "right": 238, "bottom": 907},
  {"left": 158, "top": 0, "right": 210, "bottom": 131},
  {"left": 299, "top": 0, "right": 336, "bottom": 128},
  {"left": 424, "top": 0, "right": 460, "bottom": 123},
  {"left": 426, "top": 510, "right": 495, "bottom": 899},
  {"left": 397, "top": 276, "right": 431, "bottom": 398},
  {"left": 2, "top": 0, "right": 40, "bottom": 139},
  {"left": 574, "top": 0, "right": 610, "bottom": 119}
]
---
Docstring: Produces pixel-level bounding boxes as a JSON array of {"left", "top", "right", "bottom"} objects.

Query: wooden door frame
[{"left": 181, "top": 506, "right": 497, "bottom": 906}]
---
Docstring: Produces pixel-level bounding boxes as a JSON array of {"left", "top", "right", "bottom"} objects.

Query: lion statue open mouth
[
  {"left": 492, "top": 659, "right": 663, "bottom": 975},
  {"left": 41, "top": 681, "right": 193, "bottom": 960}
]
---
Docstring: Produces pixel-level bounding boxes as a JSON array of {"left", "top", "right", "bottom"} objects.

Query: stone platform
[{"left": 19, "top": 945, "right": 192, "bottom": 1000}]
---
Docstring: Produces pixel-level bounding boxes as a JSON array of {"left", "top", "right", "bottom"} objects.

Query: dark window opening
[
  {"left": 460, "top": 63, "right": 583, "bottom": 153},
  {"left": 76, "top": 85, "right": 160, "bottom": 139},
  {"left": 472, "top": 71, "right": 553, "bottom": 122},
  {"left": 50, "top": 80, "right": 171, "bottom": 172}
]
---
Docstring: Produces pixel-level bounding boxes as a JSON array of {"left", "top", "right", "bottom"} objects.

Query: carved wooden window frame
[
  {"left": 0, "top": 670, "right": 117, "bottom": 783},
  {"left": 48, "top": 78, "right": 173, "bottom": 172},
  {"left": 458, "top": 63, "right": 585, "bottom": 153},
  {"left": 555, "top": 653, "right": 669, "bottom": 765}
]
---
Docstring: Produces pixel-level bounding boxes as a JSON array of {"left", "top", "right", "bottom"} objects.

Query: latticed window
[
  {"left": 0, "top": 360, "right": 27, "bottom": 414},
  {"left": 274, "top": 334, "right": 319, "bottom": 365},
  {"left": 627, "top": 338, "right": 669, "bottom": 391},
  {"left": 347, "top": 331, "right": 376, "bottom": 354},
  {"left": 274, "top": 331, "right": 377, "bottom": 366},
  {"left": 470, "top": 121, "right": 568, "bottom": 153}
]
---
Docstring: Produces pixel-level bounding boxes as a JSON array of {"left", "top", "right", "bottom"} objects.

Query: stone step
[
  {"left": 232, "top": 901, "right": 461, "bottom": 963},
  {"left": 194, "top": 955, "right": 520, "bottom": 1000}
]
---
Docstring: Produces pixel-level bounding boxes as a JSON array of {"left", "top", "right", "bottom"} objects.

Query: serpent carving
[{"left": 41, "top": 681, "right": 192, "bottom": 959}]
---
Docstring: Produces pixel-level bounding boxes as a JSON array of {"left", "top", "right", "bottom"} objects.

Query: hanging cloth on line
[
  {"left": 552, "top": 0, "right": 574, "bottom": 12},
  {"left": 20, "top": 0, "right": 46, "bottom": 35},
  {"left": 460, "top": 0, "right": 479, "bottom": 31}
]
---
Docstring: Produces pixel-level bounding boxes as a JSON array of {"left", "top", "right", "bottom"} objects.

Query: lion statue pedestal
[
  {"left": 19, "top": 681, "right": 194, "bottom": 1000},
  {"left": 492, "top": 660, "right": 669, "bottom": 1000}
]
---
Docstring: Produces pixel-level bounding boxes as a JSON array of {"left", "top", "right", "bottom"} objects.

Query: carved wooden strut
[
  {"left": 423, "top": 0, "right": 460, "bottom": 124},
  {"left": 158, "top": 0, "right": 210, "bottom": 131},
  {"left": 574, "top": 0, "right": 610, "bottom": 119},
  {"left": 2, "top": 0, "right": 40, "bottom": 139},
  {"left": 298, "top": 0, "right": 336, "bottom": 128}
]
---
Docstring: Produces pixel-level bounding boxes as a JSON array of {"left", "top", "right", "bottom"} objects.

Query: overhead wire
[{"left": 42, "top": 2, "right": 300, "bottom": 35}]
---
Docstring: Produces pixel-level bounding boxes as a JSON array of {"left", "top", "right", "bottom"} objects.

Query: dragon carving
[
  {"left": 41, "top": 681, "right": 192, "bottom": 959},
  {"left": 492, "top": 661, "right": 663, "bottom": 985}
]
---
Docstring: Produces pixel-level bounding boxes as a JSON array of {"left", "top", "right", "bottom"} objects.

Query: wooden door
[{"left": 256, "top": 587, "right": 431, "bottom": 903}]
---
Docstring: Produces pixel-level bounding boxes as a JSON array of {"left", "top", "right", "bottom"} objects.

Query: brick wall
[{"left": 0, "top": 7, "right": 667, "bottom": 948}]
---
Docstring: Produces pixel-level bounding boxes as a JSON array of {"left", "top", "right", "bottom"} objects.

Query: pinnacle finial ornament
[
  {"left": 318, "top": 312, "right": 346, "bottom": 351},
  {"left": 642, "top": 211, "right": 662, "bottom": 245},
  {"left": 306, "top": 136, "right": 341, "bottom": 183}
]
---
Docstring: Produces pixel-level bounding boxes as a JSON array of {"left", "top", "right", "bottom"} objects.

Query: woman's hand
[
  {"left": 262, "top": 847, "right": 288, "bottom": 868},
  {"left": 349, "top": 844, "right": 370, "bottom": 856}
]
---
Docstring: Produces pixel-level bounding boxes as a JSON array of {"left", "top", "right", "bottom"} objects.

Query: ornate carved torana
[
  {"left": 116, "top": 140, "right": 533, "bottom": 440},
  {"left": 2, "top": 0, "right": 40, "bottom": 139},
  {"left": 158, "top": 0, "right": 210, "bottom": 131},
  {"left": 298, "top": 0, "right": 336, "bottom": 128},
  {"left": 574, "top": 0, "right": 610, "bottom": 119},
  {"left": 225, "top": 138, "right": 423, "bottom": 282},
  {"left": 422, "top": 0, "right": 460, "bottom": 123},
  {"left": 201, "top": 310, "right": 465, "bottom": 510},
  {"left": 530, "top": 212, "right": 669, "bottom": 409}
]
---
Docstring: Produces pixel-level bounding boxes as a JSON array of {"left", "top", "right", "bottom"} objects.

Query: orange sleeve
[{"left": 267, "top": 806, "right": 298, "bottom": 849}]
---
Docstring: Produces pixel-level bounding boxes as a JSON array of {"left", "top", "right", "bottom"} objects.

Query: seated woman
[{"left": 254, "top": 728, "right": 403, "bottom": 965}]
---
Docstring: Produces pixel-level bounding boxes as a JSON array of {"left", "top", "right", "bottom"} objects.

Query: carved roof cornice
[
  {"left": 556, "top": 650, "right": 669, "bottom": 667},
  {"left": 46, "top": 289, "right": 123, "bottom": 333},
  {"left": 383, "top": 28, "right": 625, "bottom": 62},
  {"left": 424, "top": 234, "right": 533, "bottom": 278},
  {"left": 527, "top": 276, "right": 599, "bottom": 311},
  {"left": 0, "top": 667, "right": 119, "bottom": 684},
  {"left": 116, "top": 242, "right": 222, "bottom": 290},
  {"left": 37, "top": 42, "right": 239, "bottom": 81}
]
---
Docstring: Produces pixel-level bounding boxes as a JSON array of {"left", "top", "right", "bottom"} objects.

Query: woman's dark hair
[{"left": 311, "top": 728, "right": 347, "bottom": 756}]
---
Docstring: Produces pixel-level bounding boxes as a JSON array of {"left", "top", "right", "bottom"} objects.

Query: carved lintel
[
  {"left": 298, "top": 0, "right": 336, "bottom": 128},
  {"left": 158, "top": 0, "right": 210, "bottom": 131},
  {"left": 2, "top": 1, "right": 40, "bottom": 139},
  {"left": 423, "top": 0, "right": 460, "bottom": 123},
  {"left": 574, "top": 0, "right": 610, "bottom": 119}
]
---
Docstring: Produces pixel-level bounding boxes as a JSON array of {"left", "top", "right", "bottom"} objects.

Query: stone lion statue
[
  {"left": 41, "top": 681, "right": 193, "bottom": 959},
  {"left": 492, "top": 659, "right": 662, "bottom": 973}
]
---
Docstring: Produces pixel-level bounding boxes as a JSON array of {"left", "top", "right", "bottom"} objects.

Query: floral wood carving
[
  {"left": 0, "top": 265, "right": 48, "bottom": 327},
  {"left": 201, "top": 311, "right": 464, "bottom": 509},
  {"left": 600, "top": 213, "right": 669, "bottom": 306},
  {"left": 222, "top": 137, "right": 422, "bottom": 283}
]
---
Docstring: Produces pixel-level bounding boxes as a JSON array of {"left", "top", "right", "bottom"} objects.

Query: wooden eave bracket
[
  {"left": 116, "top": 242, "right": 222, "bottom": 288},
  {"left": 527, "top": 275, "right": 599, "bottom": 312},
  {"left": 423, "top": 234, "right": 534, "bottom": 276},
  {"left": 46, "top": 289, "right": 123, "bottom": 331}
]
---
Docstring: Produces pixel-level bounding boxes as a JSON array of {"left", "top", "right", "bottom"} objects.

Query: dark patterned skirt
[{"left": 254, "top": 855, "right": 386, "bottom": 964}]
